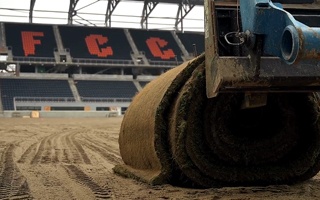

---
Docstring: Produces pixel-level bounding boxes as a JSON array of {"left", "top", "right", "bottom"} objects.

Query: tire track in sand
[
  {"left": 66, "top": 131, "right": 91, "bottom": 164},
  {"left": 79, "top": 134, "right": 122, "bottom": 165},
  {"left": 18, "top": 129, "right": 91, "bottom": 165},
  {"left": 0, "top": 144, "right": 32, "bottom": 199},
  {"left": 64, "top": 164, "right": 112, "bottom": 199},
  {"left": 17, "top": 143, "right": 38, "bottom": 164},
  {"left": 30, "top": 133, "right": 56, "bottom": 164}
]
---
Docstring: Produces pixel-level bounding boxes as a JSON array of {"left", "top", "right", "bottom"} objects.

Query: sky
[{"left": 0, "top": 0, "right": 205, "bottom": 32}]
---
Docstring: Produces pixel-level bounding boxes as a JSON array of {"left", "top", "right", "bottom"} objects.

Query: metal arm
[{"left": 240, "top": 0, "right": 320, "bottom": 64}]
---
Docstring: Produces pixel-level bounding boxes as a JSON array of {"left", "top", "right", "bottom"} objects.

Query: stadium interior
[{"left": 0, "top": 0, "right": 204, "bottom": 114}]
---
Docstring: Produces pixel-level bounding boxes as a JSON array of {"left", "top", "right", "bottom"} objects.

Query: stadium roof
[
  {"left": 132, "top": 0, "right": 203, "bottom": 5},
  {"left": 0, "top": 0, "right": 205, "bottom": 32}
]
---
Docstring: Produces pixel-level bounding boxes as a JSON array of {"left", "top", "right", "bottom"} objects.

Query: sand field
[{"left": 0, "top": 117, "right": 319, "bottom": 199}]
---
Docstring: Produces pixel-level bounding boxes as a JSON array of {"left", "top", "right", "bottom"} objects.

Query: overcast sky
[{"left": 0, "top": 0, "right": 204, "bottom": 31}]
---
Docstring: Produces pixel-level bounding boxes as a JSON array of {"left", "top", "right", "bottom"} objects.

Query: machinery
[{"left": 113, "top": 0, "right": 320, "bottom": 188}]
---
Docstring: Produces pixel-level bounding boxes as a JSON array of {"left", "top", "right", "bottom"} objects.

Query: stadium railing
[
  {"left": 80, "top": 97, "right": 132, "bottom": 103},
  {"left": 14, "top": 97, "right": 132, "bottom": 103},
  {"left": 12, "top": 56, "right": 56, "bottom": 63},
  {"left": 14, "top": 97, "right": 76, "bottom": 103},
  {"left": 72, "top": 58, "right": 135, "bottom": 66}
]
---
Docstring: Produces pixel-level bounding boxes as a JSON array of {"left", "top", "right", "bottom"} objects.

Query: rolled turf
[{"left": 113, "top": 54, "right": 320, "bottom": 188}]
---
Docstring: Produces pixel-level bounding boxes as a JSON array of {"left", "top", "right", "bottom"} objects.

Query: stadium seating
[
  {"left": 129, "top": 29, "right": 183, "bottom": 62},
  {"left": 139, "top": 81, "right": 149, "bottom": 88},
  {"left": 176, "top": 32, "right": 205, "bottom": 56},
  {"left": 58, "top": 26, "right": 132, "bottom": 60},
  {"left": 0, "top": 78, "right": 74, "bottom": 110},
  {"left": 0, "top": 22, "right": 206, "bottom": 112},
  {"left": 5, "top": 23, "right": 57, "bottom": 59},
  {"left": 76, "top": 80, "right": 138, "bottom": 99}
]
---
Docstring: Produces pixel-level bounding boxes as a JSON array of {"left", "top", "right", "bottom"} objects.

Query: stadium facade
[{"left": 0, "top": 0, "right": 204, "bottom": 115}]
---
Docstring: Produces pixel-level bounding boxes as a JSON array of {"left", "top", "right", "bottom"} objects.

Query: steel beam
[
  {"left": 29, "top": 0, "right": 36, "bottom": 23},
  {"left": 105, "top": 0, "right": 121, "bottom": 27},
  {"left": 141, "top": 0, "right": 159, "bottom": 29},
  {"left": 175, "top": 0, "right": 195, "bottom": 32},
  {"left": 68, "top": 0, "right": 79, "bottom": 25}
]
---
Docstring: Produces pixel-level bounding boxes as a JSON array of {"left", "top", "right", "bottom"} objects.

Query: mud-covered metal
[{"left": 205, "top": 0, "right": 320, "bottom": 98}]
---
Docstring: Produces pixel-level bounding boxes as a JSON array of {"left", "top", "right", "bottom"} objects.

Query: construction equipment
[{"left": 113, "top": 0, "right": 320, "bottom": 188}]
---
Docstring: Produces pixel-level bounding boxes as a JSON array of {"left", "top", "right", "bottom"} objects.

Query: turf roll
[{"left": 113, "top": 54, "right": 320, "bottom": 188}]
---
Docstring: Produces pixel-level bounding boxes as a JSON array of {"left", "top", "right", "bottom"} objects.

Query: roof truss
[{"left": 26, "top": 0, "right": 202, "bottom": 30}]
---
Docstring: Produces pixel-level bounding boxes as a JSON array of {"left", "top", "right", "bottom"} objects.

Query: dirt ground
[{"left": 0, "top": 117, "right": 320, "bottom": 200}]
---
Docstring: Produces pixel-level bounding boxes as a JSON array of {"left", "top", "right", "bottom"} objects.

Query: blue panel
[{"left": 240, "top": 0, "right": 320, "bottom": 64}]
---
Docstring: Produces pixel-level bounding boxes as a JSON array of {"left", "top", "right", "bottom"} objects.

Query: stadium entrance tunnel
[{"left": 113, "top": 54, "right": 320, "bottom": 188}]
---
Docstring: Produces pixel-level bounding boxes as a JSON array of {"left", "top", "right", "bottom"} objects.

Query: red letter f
[{"left": 21, "top": 31, "right": 44, "bottom": 56}]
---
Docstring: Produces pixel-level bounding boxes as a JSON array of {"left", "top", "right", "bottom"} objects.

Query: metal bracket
[
  {"left": 249, "top": 35, "right": 263, "bottom": 78},
  {"left": 205, "top": 0, "right": 320, "bottom": 98},
  {"left": 241, "top": 93, "right": 268, "bottom": 109}
]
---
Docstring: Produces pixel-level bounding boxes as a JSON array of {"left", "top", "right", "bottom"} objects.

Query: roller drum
[{"left": 114, "top": 55, "right": 320, "bottom": 188}]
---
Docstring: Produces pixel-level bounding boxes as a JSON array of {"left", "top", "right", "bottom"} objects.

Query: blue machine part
[{"left": 240, "top": 0, "right": 320, "bottom": 64}]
